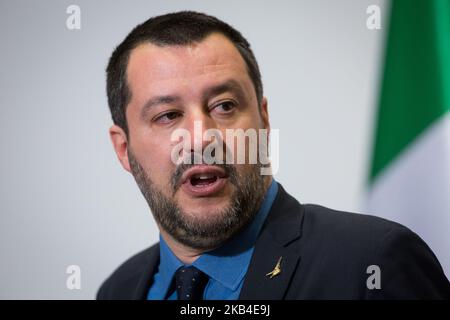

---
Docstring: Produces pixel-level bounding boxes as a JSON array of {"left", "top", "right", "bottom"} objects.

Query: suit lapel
[
  {"left": 132, "top": 243, "right": 160, "bottom": 299},
  {"left": 239, "top": 184, "right": 304, "bottom": 299}
]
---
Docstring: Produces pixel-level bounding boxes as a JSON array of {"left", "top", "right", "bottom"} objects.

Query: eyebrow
[
  {"left": 139, "top": 79, "right": 247, "bottom": 119},
  {"left": 202, "top": 79, "right": 247, "bottom": 103},
  {"left": 140, "top": 95, "right": 181, "bottom": 119}
]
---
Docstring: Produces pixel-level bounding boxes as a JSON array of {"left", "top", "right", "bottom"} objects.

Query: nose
[{"left": 182, "top": 108, "right": 219, "bottom": 163}]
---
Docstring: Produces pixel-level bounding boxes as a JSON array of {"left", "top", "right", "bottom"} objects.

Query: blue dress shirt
[{"left": 147, "top": 179, "right": 278, "bottom": 300}]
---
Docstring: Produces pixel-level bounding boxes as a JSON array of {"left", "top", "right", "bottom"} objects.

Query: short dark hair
[{"left": 106, "top": 11, "right": 263, "bottom": 135}]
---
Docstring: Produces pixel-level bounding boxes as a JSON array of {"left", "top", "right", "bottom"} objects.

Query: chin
[{"left": 181, "top": 197, "right": 231, "bottom": 219}]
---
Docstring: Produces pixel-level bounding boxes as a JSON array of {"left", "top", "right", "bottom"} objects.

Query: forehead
[{"left": 126, "top": 33, "right": 251, "bottom": 97}]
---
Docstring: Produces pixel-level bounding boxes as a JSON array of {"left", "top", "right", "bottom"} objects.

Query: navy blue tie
[{"left": 175, "top": 266, "right": 208, "bottom": 300}]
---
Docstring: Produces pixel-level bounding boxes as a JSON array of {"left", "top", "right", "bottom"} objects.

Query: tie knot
[{"left": 175, "top": 266, "right": 209, "bottom": 300}]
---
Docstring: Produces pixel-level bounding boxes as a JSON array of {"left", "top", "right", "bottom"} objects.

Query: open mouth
[
  {"left": 181, "top": 165, "right": 229, "bottom": 197},
  {"left": 190, "top": 174, "right": 219, "bottom": 187}
]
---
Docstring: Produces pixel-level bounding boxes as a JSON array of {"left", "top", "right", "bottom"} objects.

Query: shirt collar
[{"left": 157, "top": 179, "right": 278, "bottom": 295}]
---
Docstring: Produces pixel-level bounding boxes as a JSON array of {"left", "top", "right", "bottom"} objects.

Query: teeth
[{"left": 193, "top": 174, "right": 215, "bottom": 180}]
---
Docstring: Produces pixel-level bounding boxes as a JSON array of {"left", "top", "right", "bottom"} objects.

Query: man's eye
[
  {"left": 154, "top": 111, "right": 182, "bottom": 123},
  {"left": 213, "top": 101, "right": 236, "bottom": 113}
]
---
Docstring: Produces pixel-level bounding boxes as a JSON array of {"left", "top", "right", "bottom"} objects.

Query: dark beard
[{"left": 127, "top": 150, "right": 267, "bottom": 251}]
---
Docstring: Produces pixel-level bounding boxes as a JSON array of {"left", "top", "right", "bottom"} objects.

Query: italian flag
[{"left": 367, "top": 0, "right": 450, "bottom": 278}]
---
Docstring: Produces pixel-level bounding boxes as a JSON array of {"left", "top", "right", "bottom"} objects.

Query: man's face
[{"left": 110, "top": 32, "right": 270, "bottom": 250}]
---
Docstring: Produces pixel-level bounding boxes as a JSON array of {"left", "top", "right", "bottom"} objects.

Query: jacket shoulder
[
  {"left": 300, "top": 203, "right": 419, "bottom": 260},
  {"left": 270, "top": 184, "right": 405, "bottom": 245},
  {"left": 97, "top": 243, "right": 159, "bottom": 300},
  {"left": 296, "top": 204, "right": 450, "bottom": 298},
  {"left": 302, "top": 203, "right": 407, "bottom": 239}
]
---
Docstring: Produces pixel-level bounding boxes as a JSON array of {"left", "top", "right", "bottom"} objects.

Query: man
[{"left": 98, "top": 11, "right": 450, "bottom": 299}]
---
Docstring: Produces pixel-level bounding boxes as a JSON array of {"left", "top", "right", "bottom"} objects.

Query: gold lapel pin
[{"left": 266, "top": 256, "right": 283, "bottom": 279}]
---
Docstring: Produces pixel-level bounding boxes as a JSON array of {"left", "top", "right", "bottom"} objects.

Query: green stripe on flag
[{"left": 370, "top": 0, "right": 450, "bottom": 183}]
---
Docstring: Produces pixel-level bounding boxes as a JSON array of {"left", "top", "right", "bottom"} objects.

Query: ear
[
  {"left": 260, "top": 97, "right": 270, "bottom": 134},
  {"left": 109, "top": 125, "right": 131, "bottom": 173}
]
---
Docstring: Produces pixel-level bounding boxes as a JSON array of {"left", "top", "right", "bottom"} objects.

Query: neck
[{"left": 160, "top": 175, "right": 273, "bottom": 265}]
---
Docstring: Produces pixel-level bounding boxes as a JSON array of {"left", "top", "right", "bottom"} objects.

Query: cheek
[
  {"left": 237, "top": 107, "right": 264, "bottom": 129},
  {"left": 133, "top": 138, "right": 176, "bottom": 183},
  {"left": 153, "top": 145, "right": 175, "bottom": 172}
]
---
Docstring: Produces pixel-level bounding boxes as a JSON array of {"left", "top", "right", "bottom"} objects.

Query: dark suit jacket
[{"left": 97, "top": 183, "right": 450, "bottom": 299}]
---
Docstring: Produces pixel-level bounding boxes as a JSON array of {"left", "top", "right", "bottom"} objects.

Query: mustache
[{"left": 171, "top": 162, "right": 237, "bottom": 194}]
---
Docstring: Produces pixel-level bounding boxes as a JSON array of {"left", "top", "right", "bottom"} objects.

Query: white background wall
[{"left": 0, "top": 0, "right": 387, "bottom": 299}]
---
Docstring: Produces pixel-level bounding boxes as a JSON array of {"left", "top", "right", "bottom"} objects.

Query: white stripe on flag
[{"left": 366, "top": 113, "right": 450, "bottom": 278}]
